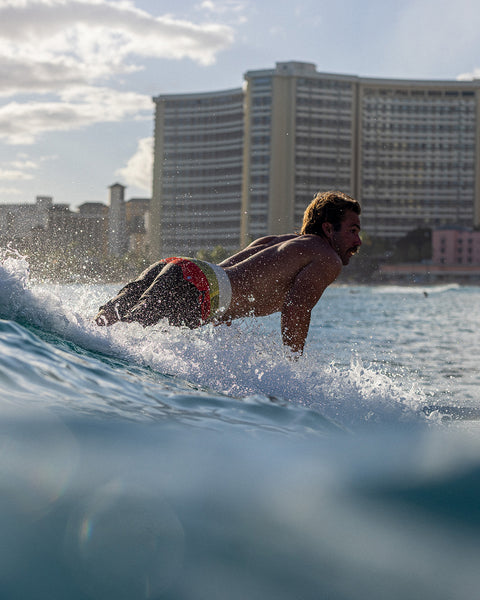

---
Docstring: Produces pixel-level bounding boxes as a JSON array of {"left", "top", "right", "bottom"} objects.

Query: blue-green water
[{"left": 0, "top": 251, "right": 480, "bottom": 599}]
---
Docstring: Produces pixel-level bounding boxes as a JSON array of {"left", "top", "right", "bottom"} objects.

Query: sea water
[{"left": 0, "top": 249, "right": 479, "bottom": 599}]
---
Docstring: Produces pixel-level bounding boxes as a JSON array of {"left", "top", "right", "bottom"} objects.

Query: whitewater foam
[{"left": 0, "top": 251, "right": 433, "bottom": 431}]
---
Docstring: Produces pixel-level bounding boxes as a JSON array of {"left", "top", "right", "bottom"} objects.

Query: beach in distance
[{"left": 0, "top": 250, "right": 479, "bottom": 599}]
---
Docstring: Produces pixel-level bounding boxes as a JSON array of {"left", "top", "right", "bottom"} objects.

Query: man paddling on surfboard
[{"left": 95, "top": 190, "right": 361, "bottom": 356}]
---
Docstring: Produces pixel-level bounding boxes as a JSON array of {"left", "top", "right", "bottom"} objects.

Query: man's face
[{"left": 330, "top": 211, "right": 362, "bottom": 265}]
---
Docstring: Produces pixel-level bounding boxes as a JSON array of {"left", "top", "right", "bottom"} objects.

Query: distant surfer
[{"left": 95, "top": 190, "right": 362, "bottom": 355}]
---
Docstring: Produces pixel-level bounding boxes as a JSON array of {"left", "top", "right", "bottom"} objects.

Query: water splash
[{"left": 0, "top": 249, "right": 433, "bottom": 431}]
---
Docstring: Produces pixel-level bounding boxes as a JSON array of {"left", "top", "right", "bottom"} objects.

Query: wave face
[{"left": 1, "top": 251, "right": 480, "bottom": 599}]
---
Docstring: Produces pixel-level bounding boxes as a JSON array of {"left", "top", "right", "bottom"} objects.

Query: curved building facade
[
  {"left": 150, "top": 88, "right": 244, "bottom": 258},
  {"left": 359, "top": 79, "right": 479, "bottom": 238},
  {"left": 150, "top": 62, "right": 480, "bottom": 258}
]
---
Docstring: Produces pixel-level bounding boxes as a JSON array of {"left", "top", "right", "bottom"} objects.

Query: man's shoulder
[
  {"left": 286, "top": 235, "right": 342, "bottom": 277},
  {"left": 247, "top": 233, "right": 341, "bottom": 276},
  {"left": 249, "top": 233, "right": 298, "bottom": 247},
  {"left": 284, "top": 233, "right": 335, "bottom": 254}
]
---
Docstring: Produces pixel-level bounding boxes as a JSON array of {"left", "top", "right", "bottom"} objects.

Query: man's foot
[{"left": 95, "top": 303, "right": 120, "bottom": 326}]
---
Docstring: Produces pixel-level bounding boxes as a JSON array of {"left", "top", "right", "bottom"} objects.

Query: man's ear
[{"left": 322, "top": 222, "right": 334, "bottom": 239}]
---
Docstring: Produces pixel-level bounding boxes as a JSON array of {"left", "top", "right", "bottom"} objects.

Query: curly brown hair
[{"left": 300, "top": 190, "right": 361, "bottom": 237}]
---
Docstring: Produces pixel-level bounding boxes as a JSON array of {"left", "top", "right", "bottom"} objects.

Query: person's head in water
[{"left": 300, "top": 190, "right": 361, "bottom": 237}]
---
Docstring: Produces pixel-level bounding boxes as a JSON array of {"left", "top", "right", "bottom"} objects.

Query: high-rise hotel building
[
  {"left": 150, "top": 88, "right": 244, "bottom": 258},
  {"left": 242, "top": 62, "right": 357, "bottom": 242},
  {"left": 359, "top": 77, "right": 480, "bottom": 239},
  {"left": 150, "top": 62, "right": 480, "bottom": 257}
]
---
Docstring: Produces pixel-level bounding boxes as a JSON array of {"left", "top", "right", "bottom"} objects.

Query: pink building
[{"left": 432, "top": 228, "right": 480, "bottom": 265}]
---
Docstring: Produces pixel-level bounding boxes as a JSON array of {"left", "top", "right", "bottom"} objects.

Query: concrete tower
[{"left": 108, "top": 183, "right": 128, "bottom": 257}]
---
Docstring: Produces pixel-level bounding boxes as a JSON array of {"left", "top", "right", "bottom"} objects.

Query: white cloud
[
  {"left": 0, "top": 87, "right": 153, "bottom": 144},
  {"left": 4, "top": 159, "right": 38, "bottom": 171},
  {"left": 0, "top": 152, "right": 56, "bottom": 201},
  {"left": 0, "top": 0, "right": 238, "bottom": 148},
  {"left": 0, "top": 56, "right": 88, "bottom": 97},
  {"left": 116, "top": 136, "right": 153, "bottom": 193},
  {"left": 0, "top": 154, "right": 43, "bottom": 181},
  {"left": 197, "top": 0, "right": 248, "bottom": 25},
  {"left": 0, "top": 0, "right": 235, "bottom": 96},
  {"left": 0, "top": 187, "right": 23, "bottom": 195},
  {"left": 0, "top": 168, "right": 34, "bottom": 181},
  {"left": 457, "top": 69, "right": 480, "bottom": 81},
  {"left": 198, "top": 0, "right": 248, "bottom": 14}
]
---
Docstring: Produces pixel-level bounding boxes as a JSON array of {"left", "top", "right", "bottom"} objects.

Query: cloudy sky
[{"left": 1, "top": 0, "right": 480, "bottom": 208}]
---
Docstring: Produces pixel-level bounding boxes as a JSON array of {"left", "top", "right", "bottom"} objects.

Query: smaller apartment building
[{"left": 432, "top": 228, "right": 480, "bottom": 265}]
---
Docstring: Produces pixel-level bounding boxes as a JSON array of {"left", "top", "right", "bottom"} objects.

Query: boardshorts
[{"left": 95, "top": 257, "right": 232, "bottom": 328}]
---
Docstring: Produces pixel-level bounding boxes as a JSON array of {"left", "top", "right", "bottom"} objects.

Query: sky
[{"left": 1, "top": 0, "right": 480, "bottom": 209}]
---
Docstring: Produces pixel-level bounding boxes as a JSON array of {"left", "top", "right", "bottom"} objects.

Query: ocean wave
[{"left": 0, "top": 250, "right": 435, "bottom": 432}]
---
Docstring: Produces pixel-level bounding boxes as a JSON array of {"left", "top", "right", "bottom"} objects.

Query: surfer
[{"left": 95, "top": 190, "right": 362, "bottom": 355}]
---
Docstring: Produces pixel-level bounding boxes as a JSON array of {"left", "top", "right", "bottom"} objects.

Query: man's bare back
[
  {"left": 95, "top": 192, "right": 362, "bottom": 355},
  {"left": 218, "top": 229, "right": 356, "bottom": 353},
  {"left": 219, "top": 234, "right": 340, "bottom": 318}
]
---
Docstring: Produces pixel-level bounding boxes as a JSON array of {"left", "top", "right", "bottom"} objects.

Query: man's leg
[
  {"left": 124, "top": 263, "right": 202, "bottom": 328},
  {"left": 95, "top": 260, "right": 168, "bottom": 326}
]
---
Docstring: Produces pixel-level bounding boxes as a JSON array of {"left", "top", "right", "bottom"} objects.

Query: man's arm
[
  {"left": 281, "top": 302, "right": 312, "bottom": 355},
  {"left": 280, "top": 258, "right": 341, "bottom": 355}
]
